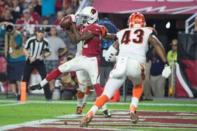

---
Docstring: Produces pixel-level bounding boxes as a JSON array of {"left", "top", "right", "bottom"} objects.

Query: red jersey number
[
  {"left": 121, "top": 30, "right": 130, "bottom": 44},
  {"left": 121, "top": 29, "right": 144, "bottom": 44}
]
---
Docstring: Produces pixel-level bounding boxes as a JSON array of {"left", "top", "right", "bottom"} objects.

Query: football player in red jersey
[{"left": 29, "top": 6, "right": 112, "bottom": 117}]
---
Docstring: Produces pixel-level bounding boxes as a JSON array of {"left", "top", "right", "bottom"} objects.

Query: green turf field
[{"left": 0, "top": 98, "right": 197, "bottom": 126}]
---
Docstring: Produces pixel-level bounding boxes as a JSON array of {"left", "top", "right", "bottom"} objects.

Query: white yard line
[
  {"left": 0, "top": 100, "right": 197, "bottom": 107},
  {"left": 0, "top": 102, "right": 27, "bottom": 107},
  {"left": 0, "top": 118, "right": 58, "bottom": 131}
]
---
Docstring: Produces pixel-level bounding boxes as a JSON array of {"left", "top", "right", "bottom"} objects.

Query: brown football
[{"left": 60, "top": 15, "right": 72, "bottom": 29}]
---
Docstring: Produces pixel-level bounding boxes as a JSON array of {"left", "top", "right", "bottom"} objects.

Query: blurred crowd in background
[{"left": 0, "top": 0, "right": 178, "bottom": 101}]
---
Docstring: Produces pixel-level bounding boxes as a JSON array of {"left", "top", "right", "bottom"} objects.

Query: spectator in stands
[
  {"left": 149, "top": 48, "right": 165, "bottom": 98},
  {"left": 45, "top": 26, "right": 67, "bottom": 92},
  {"left": 0, "top": 22, "right": 25, "bottom": 100},
  {"left": 29, "top": 0, "right": 41, "bottom": 16},
  {"left": 23, "top": 27, "right": 52, "bottom": 100},
  {"left": 63, "top": 0, "right": 72, "bottom": 14},
  {"left": 0, "top": 0, "right": 6, "bottom": 16},
  {"left": 57, "top": 53, "right": 77, "bottom": 100},
  {"left": 53, "top": 11, "right": 65, "bottom": 25},
  {"left": 167, "top": 39, "right": 178, "bottom": 96},
  {"left": 28, "top": 4, "right": 41, "bottom": 23},
  {"left": 55, "top": 0, "right": 63, "bottom": 12},
  {"left": 167, "top": 39, "right": 177, "bottom": 66},
  {"left": 58, "top": 30, "right": 77, "bottom": 55},
  {"left": 41, "top": 17, "right": 50, "bottom": 34},
  {"left": 1, "top": 8, "right": 14, "bottom": 23},
  {"left": 10, "top": 0, "right": 22, "bottom": 23},
  {"left": 72, "top": 0, "right": 80, "bottom": 11},
  {"left": 18, "top": 0, "right": 29, "bottom": 10},
  {"left": 16, "top": 9, "right": 39, "bottom": 36}
]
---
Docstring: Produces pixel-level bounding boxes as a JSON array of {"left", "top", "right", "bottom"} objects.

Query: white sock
[
  {"left": 130, "top": 97, "right": 139, "bottom": 108},
  {"left": 82, "top": 94, "right": 88, "bottom": 105},
  {"left": 40, "top": 79, "right": 48, "bottom": 87},
  {"left": 88, "top": 105, "right": 99, "bottom": 116},
  {"left": 77, "top": 98, "right": 83, "bottom": 107},
  {"left": 101, "top": 104, "right": 108, "bottom": 112}
]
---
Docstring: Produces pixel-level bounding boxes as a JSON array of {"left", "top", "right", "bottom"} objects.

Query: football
[{"left": 60, "top": 15, "right": 72, "bottom": 29}]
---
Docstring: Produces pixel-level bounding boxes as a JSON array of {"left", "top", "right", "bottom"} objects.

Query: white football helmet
[{"left": 76, "top": 6, "right": 98, "bottom": 26}]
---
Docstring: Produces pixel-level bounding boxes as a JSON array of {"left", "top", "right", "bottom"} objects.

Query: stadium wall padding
[{"left": 176, "top": 33, "right": 197, "bottom": 98}]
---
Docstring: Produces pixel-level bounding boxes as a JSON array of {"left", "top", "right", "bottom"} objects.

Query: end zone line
[{"left": 0, "top": 100, "right": 197, "bottom": 107}]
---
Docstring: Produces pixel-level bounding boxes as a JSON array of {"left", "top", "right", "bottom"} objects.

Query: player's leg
[
  {"left": 82, "top": 86, "right": 91, "bottom": 108},
  {"left": 130, "top": 82, "right": 143, "bottom": 123},
  {"left": 76, "top": 70, "right": 91, "bottom": 114},
  {"left": 30, "top": 57, "right": 82, "bottom": 90},
  {"left": 35, "top": 61, "right": 52, "bottom": 100},
  {"left": 80, "top": 77, "right": 125, "bottom": 127},
  {"left": 86, "top": 57, "right": 111, "bottom": 117},
  {"left": 84, "top": 57, "right": 104, "bottom": 97},
  {"left": 127, "top": 60, "right": 145, "bottom": 124}
]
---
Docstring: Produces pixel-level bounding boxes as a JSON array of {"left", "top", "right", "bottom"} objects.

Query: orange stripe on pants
[
  {"left": 132, "top": 83, "right": 143, "bottom": 99},
  {"left": 95, "top": 95, "right": 109, "bottom": 108}
]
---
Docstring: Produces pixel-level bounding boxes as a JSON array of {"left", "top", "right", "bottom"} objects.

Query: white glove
[
  {"left": 103, "top": 45, "right": 118, "bottom": 62},
  {"left": 162, "top": 65, "right": 171, "bottom": 78}
]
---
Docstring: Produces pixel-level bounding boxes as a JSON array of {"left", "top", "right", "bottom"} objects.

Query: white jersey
[{"left": 116, "top": 27, "right": 154, "bottom": 63}]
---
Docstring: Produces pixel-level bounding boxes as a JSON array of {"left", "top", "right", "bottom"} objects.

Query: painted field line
[
  {"left": 9, "top": 101, "right": 197, "bottom": 107},
  {"left": 0, "top": 102, "right": 27, "bottom": 107},
  {"left": 0, "top": 114, "right": 123, "bottom": 131},
  {"left": 0, "top": 118, "right": 58, "bottom": 131},
  {"left": 0, "top": 100, "right": 197, "bottom": 107}
]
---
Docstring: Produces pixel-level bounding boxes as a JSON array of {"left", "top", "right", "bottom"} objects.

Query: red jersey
[{"left": 81, "top": 24, "right": 107, "bottom": 57}]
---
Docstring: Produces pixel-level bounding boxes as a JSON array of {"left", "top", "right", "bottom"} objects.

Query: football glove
[
  {"left": 162, "top": 64, "right": 171, "bottom": 78},
  {"left": 103, "top": 45, "right": 118, "bottom": 62}
]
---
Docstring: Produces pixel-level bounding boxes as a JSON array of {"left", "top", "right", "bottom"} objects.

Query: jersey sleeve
[
  {"left": 87, "top": 24, "right": 107, "bottom": 37},
  {"left": 24, "top": 37, "right": 33, "bottom": 49},
  {"left": 42, "top": 38, "right": 50, "bottom": 52}
]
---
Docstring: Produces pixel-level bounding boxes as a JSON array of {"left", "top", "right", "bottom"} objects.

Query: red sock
[
  {"left": 93, "top": 84, "right": 104, "bottom": 97},
  {"left": 46, "top": 68, "right": 61, "bottom": 81}
]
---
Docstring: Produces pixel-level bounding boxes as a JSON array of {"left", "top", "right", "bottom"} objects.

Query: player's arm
[
  {"left": 70, "top": 24, "right": 94, "bottom": 43},
  {"left": 66, "top": 29, "right": 78, "bottom": 43},
  {"left": 104, "top": 33, "right": 117, "bottom": 40},
  {"left": 149, "top": 34, "right": 172, "bottom": 78},
  {"left": 148, "top": 34, "right": 167, "bottom": 63}
]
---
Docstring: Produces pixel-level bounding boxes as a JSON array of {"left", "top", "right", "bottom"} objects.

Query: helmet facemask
[
  {"left": 128, "top": 12, "right": 146, "bottom": 28},
  {"left": 76, "top": 6, "right": 98, "bottom": 26}
]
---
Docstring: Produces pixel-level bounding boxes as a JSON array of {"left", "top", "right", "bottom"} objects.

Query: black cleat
[
  {"left": 103, "top": 109, "right": 111, "bottom": 118},
  {"left": 16, "top": 94, "right": 21, "bottom": 101},
  {"left": 30, "top": 84, "right": 42, "bottom": 90},
  {"left": 76, "top": 106, "right": 83, "bottom": 114}
]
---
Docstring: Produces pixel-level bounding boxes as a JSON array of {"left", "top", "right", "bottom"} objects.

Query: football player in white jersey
[{"left": 80, "top": 12, "right": 170, "bottom": 127}]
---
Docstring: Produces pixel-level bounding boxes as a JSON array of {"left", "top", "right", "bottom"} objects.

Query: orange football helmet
[{"left": 128, "top": 12, "right": 146, "bottom": 28}]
